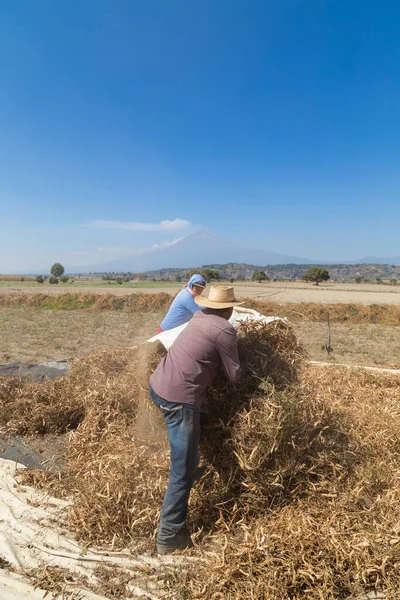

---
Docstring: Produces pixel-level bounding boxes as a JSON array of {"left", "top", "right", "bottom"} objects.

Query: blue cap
[{"left": 187, "top": 274, "right": 206, "bottom": 289}]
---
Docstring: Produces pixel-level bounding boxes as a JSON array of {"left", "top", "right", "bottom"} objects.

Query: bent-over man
[{"left": 150, "top": 285, "right": 243, "bottom": 554}]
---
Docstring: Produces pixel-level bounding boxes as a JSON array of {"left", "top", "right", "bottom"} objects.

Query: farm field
[
  {"left": 1, "top": 279, "right": 400, "bottom": 304},
  {"left": 1, "top": 305, "right": 399, "bottom": 369},
  {"left": 1, "top": 285, "right": 399, "bottom": 600}
]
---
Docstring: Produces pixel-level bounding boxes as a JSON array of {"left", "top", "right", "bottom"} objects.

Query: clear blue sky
[{"left": 1, "top": 0, "right": 399, "bottom": 272}]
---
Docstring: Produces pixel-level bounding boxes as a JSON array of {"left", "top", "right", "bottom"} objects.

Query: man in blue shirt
[{"left": 158, "top": 274, "right": 206, "bottom": 332}]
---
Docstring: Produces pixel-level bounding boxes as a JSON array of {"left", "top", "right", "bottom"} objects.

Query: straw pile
[
  {"left": 172, "top": 365, "right": 400, "bottom": 600},
  {"left": 66, "top": 319, "right": 304, "bottom": 548},
  {"left": 0, "top": 275, "right": 35, "bottom": 281},
  {"left": 0, "top": 292, "right": 172, "bottom": 312},
  {"left": 1, "top": 290, "right": 400, "bottom": 324},
  {"left": 2, "top": 318, "right": 400, "bottom": 598},
  {"left": 0, "top": 375, "right": 84, "bottom": 435},
  {"left": 244, "top": 298, "right": 400, "bottom": 326},
  {"left": 66, "top": 342, "right": 170, "bottom": 546}
]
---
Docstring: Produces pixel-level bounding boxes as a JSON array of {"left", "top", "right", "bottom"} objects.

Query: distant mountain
[
  {"left": 67, "top": 229, "right": 315, "bottom": 273},
  {"left": 349, "top": 256, "right": 400, "bottom": 265}
]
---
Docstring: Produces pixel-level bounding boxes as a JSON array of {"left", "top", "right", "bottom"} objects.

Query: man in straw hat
[{"left": 150, "top": 285, "right": 244, "bottom": 554}]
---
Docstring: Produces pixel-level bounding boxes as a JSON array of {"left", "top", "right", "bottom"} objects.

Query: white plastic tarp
[
  {"left": 0, "top": 458, "right": 182, "bottom": 600},
  {"left": 147, "top": 306, "right": 288, "bottom": 350}
]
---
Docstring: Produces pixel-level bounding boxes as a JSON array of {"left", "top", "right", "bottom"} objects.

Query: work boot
[{"left": 156, "top": 528, "right": 193, "bottom": 555}]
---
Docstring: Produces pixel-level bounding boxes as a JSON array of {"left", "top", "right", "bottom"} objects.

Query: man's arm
[{"left": 216, "top": 327, "right": 242, "bottom": 383}]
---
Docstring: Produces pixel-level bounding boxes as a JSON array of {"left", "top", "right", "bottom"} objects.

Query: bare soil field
[
  {"left": 2, "top": 280, "right": 400, "bottom": 304},
  {"left": 0, "top": 307, "right": 163, "bottom": 363},
  {"left": 295, "top": 321, "right": 400, "bottom": 369},
  {"left": 1, "top": 306, "right": 399, "bottom": 369}
]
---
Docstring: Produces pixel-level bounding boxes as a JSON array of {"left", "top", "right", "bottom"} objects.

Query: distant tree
[
  {"left": 229, "top": 277, "right": 235, "bottom": 283},
  {"left": 50, "top": 263, "right": 65, "bottom": 278},
  {"left": 252, "top": 271, "right": 269, "bottom": 283},
  {"left": 355, "top": 276, "right": 362, "bottom": 284},
  {"left": 48, "top": 276, "right": 59, "bottom": 284},
  {"left": 36, "top": 275, "right": 44, "bottom": 284},
  {"left": 175, "top": 275, "right": 182, "bottom": 282},
  {"left": 200, "top": 268, "right": 220, "bottom": 281},
  {"left": 376, "top": 277, "right": 382, "bottom": 285},
  {"left": 116, "top": 277, "right": 123, "bottom": 284},
  {"left": 60, "top": 276, "right": 69, "bottom": 283},
  {"left": 390, "top": 279, "right": 397, "bottom": 286},
  {"left": 301, "top": 267, "right": 330, "bottom": 285}
]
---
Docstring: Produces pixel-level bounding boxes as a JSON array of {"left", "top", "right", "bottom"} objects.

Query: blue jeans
[{"left": 150, "top": 386, "right": 201, "bottom": 547}]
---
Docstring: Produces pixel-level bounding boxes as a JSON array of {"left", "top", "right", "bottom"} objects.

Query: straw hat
[{"left": 195, "top": 284, "right": 244, "bottom": 309}]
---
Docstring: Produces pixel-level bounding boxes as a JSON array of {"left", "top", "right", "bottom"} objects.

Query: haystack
[
  {"left": 67, "top": 319, "right": 304, "bottom": 548},
  {"left": 2, "top": 319, "right": 400, "bottom": 599},
  {"left": 174, "top": 365, "right": 400, "bottom": 599}
]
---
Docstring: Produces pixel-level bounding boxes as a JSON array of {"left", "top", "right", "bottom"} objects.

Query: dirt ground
[
  {"left": 1, "top": 280, "right": 400, "bottom": 305},
  {"left": 0, "top": 308, "right": 163, "bottom": 363},
  {"left": 1, "top": 306, "right": 399, "bottom": 369},
  {"left": 295, "top": 321, "right": 400, "bottom": 369}
]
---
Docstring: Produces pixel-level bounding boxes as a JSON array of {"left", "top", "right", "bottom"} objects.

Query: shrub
[
  {"left": 48, "top": 276, "right": 59, "bottom": 284},
  {"left": 203, "top": 269, "right": 220, "bottom": 281},
  {"left": 60, "top": 276, "right": 69, "bottom": 283},
  {"left": 50, "top": 263, "right": 65, "bottom": 277},
  {"left": 35, "top": 275, "right": 44, "bottom": 284},
  {"left": 301, "top": 267, "right": 330, "bottom": 285},
  {"left": 252, "top": 271, "right": 269, "bottom": 283}
]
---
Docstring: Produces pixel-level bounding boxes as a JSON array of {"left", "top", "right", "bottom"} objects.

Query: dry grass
[
  {"left": 0, "top": 307, "right": 163, "bottom": 363},
  {"left": 295, "top": 321, "right": 400, "bottom": 368},
  {"left": 173, "top": 366, "right": 400, "bottom": 600},
  {"left": 2, "top": 319, "right": 400, "bottom": 598},
  {"left": 1, "top": 291, "right": 400, "bottom": 324},
  {"left": 0, "top": 275, "right": 35, "bottom": 281},
  {"left": 0, "top": 291, "right": 172, "bottom": 311},
  {"left": 244, "top": 298, "right": 400, "bottom": 325},
  {"left": 1, "top": 305, "right": 398, "bottom": 369},
  {"left": 1, "top": 321, "right": 303, "bottom": 544}
]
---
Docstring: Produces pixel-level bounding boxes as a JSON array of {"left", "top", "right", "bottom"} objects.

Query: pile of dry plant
[
  {"left": 0, "top": 291, "right": 172, "bottom": 312},
  {"left": 173, "top": 366, "right": 400, "bottom": 600},
  {"left": 2, "top": 318, "right": 400, "bottom": 598},
  {"left": 1, "top": 290, "right": 400, "bottom": 324},
  {"left": 245, "top": 298, "right": 400, "bottom": 325},
  {"left": 0, "top": 275, "right": 35, "bottom": 281}
]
